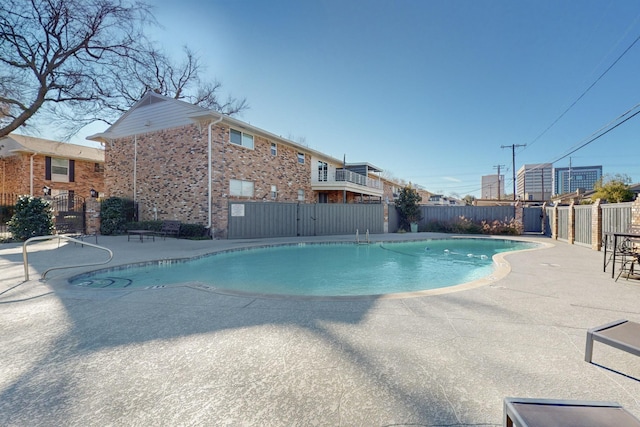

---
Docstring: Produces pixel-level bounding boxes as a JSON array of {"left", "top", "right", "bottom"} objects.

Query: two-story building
[
  {"left": 89, "top": 92, "right": 386, "bottom": 238},
  {"left": 0, "top": 133, "right": 105, "bottom": 201}
]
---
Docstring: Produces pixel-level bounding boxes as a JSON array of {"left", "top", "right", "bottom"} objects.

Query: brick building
[
  {"left": 89, "top": 92, "right": 386, "bottom": 238},
  {"left": 0, "top": 133, "right": 105, "bottom": 200}
]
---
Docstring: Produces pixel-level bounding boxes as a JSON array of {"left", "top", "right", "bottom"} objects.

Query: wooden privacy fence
[{"left": 227, "top": 202, "right": 384, "bottom": 239}]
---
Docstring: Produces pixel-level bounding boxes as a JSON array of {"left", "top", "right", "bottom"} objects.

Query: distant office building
[
  {"left": 481, "top": 174, "right": 504, "bottom": 199},
  {"left": 553, "top": 165, "right": 602, "bottom": 195},
  {"left": 516, "top": 163, "right": 553, "bottom": 201}
]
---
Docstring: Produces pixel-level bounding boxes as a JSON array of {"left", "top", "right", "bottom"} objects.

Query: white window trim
[
  {"left": 230, "top": 128, "right": 254, "bottom": 149},
  {"left": 271, "top": 143, "right": 277, "bottom": 156},
  {"left": 297, "top": 152, "right": 305, "bottom": 164},
  {"left": 51, "top": 158, "right": 69, "bottom": 183},
  {"left": 229, "top": 179, "right": 254, "bottom": 197}
]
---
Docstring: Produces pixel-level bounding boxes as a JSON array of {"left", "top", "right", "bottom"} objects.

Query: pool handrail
[{"left": 23, "top": 235, "right": 113, "bottom": 281}]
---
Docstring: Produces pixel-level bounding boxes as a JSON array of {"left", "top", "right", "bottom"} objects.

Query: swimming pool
[{"left": 70, "top": 238, "right": 539, "bottom": 296}]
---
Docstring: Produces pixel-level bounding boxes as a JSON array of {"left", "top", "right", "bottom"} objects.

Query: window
[
  {"left": 318, "top": 161, "right": 328, "bottom": 181},
  {"left": 51, "top": 158, "right": 70, "bottom": 182},
  {"left": 230, "top": 129, "right": 254, "bottom": 149},
  {"left": 270, "top": 143, "right": 277, "bottom": 156},
  {"left": 229, "top": 179, "right": 254, "bottom": 197},
  {"left": 298, "top": 189, "right": 305, "bottom": 201},
  {"left": 45, "top": 156, "right": 74, "bottom": 182},
  {"left": 297, "top": 152, "right": 305, "bottom": 164},
  {"left": 94, "top": 163, "right": 104, "bottom": 173},
  {"left": 271, "top": 185, "right": 277, "bottom": 199}
]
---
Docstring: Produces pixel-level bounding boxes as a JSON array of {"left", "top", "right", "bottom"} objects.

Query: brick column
[
  {"left": 633, "top": 195, "right": 640, "bottom": 229},
  {"left": 514, "top": 200, "right": 523, "bottom": 230},
  {"left": 591, "top": 199, "right": 602, "bottom": 251},
  {"left": 85, "top": 198, "right": 101, "bottom": 235},
  {"left": 568, "top": 201, "right": 575, "bottom": 245}
]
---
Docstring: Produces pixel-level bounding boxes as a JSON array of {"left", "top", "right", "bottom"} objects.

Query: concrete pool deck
[{"left": 1, "top": 233, "right": 639, "bottom": 426}]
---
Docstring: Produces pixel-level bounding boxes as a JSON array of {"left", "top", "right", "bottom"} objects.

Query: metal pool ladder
[{"left": 23, "top": 235, "right": 113, "bottom": 281}]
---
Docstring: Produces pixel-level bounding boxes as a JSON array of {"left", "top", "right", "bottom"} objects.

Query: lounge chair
[
  {"left": 503, "top": 397, "right": 640, "bottom": 426},
  {"left": 585, "top": 319, "right": 640, "bottom": 364}
]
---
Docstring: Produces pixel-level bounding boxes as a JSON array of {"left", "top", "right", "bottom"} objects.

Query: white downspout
[
  {"left": 207, "top": 116, "right": 224, "bottom": 235},
  {"left": 29, "top": 153, "right": 37, "bottom": 196},
  {"left": 133, "top": 135, "right": 137, "bottom": 204}
]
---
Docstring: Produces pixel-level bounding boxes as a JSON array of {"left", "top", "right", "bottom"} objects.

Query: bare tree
[
  {"left": 109, "top": 45, "right": 248, "bottom": 115},
  {"left": 0, "top": 0, "right": 247, "bottom": 140}
]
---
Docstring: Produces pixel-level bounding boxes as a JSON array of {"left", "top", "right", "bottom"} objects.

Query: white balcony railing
[{"left": 313, "top": 170, "right": 382, "bottom": 190}]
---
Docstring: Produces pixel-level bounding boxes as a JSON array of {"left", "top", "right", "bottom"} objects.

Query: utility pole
[
  {"left": 501, "top": 144, "right": 526, "bottom": 200},
  {"left": 493, "top": 164, "right": 505, "bottom": 200}
]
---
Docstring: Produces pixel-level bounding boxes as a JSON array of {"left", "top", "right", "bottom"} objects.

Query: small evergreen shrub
[
  {"left": 7, "top": 196, "right": 55, "bottom": 241},
  {"left": 100, "top": 197, "right": 135, "bottom": 235},
  {"left": 179, "top": 223, "right": 208, "bottom": 239},
  {"left": 396, "top": 185, "right": 422, "bottom": 231}
]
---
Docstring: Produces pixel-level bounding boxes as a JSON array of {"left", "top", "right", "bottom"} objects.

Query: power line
[{"left": 527, "top": 33, "right": 640, "bottom": 148}]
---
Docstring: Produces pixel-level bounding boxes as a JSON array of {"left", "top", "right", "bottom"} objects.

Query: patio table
[
  {"left": 127, "top": 229, "right": 155, "bottom": 242},
  {"left": 603, "top": 231, "right": 640, "bottom": 278}
]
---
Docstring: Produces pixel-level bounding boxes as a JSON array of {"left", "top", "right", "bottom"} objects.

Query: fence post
[
  {"left": 514, "top": 200, "right": 523, "bottom": 230},
  {"left": 541, "top": 202, "right": 548, "bottom": 235},
  {"left": 85, "top": 198, "right": 101, "bottom": 235},
  {"left": 591, "top": 198, "right": 602, "bottom": 251},
  {"left": 568, "top": 201, "right": 575, "bottom": 245},
  {"left": 633, "top": 195, "right": 640, "bottom": 229},
  {"left": 552, "top": 202, "right": 559, "bottom": 240}
]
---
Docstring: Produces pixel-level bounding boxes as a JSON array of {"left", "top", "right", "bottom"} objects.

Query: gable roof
[
  {"left": 88, "top": 91, "right": 209, "bottom": 140},
  {"left": 88, "top": 91, "right": 386, "bottom": 173},
  {"left": 0, "top": 134, "right": 104, "bottom": 162}
]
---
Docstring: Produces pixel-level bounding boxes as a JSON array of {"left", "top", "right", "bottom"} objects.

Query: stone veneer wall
[{"left": 106, "top": 123, "right": 315, "bottom": 237}]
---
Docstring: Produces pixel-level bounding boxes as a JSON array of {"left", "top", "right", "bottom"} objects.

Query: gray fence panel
[
  {"left": 228, "top": 202, "right": 384, "bottom": 238},
  {"left": 418, "top": 205, "right": 516, "bottom": 226},
  {"left": 312, "top": 203, "right": 384, "bottom": 236},
  {"left": 601, "top": 202, "right": 632, "bottom": 235},
  {"left": 228, "top": 202, "right": 297, "bottom": 239},
  {"left": 387, "top": 203, "right": 400, "bottom": 233},
  {"left": 523, "top": 207, "right": 543, "bottom": 233},
  {"left": 574, "top": 205, "right": 592, "bottom": 247},
  {"left": 557, "top": 207, "right": 569, "bottom": 241},
  {"left": 544, "top": 207, "right": 553, "bottom": 236},
  {"left": 297, "top": 204, "right": 316, "bottom": 236}
]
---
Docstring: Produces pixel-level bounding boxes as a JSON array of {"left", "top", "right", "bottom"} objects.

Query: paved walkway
[{"left": 1, "top": 233, "right": 639, "bottom": 426}]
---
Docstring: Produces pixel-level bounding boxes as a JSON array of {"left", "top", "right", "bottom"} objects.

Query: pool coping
[{"left": 65, "top": 235, "right": 554, "bottom": 300}]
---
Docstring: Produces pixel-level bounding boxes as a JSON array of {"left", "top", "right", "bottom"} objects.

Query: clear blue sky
[{"left": 76, "top": 0, "right": 640, "bottom": 197}]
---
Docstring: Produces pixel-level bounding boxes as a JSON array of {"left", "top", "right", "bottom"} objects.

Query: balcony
[{"left": 311, "top": 169, "right": 383, "bottom": 197}]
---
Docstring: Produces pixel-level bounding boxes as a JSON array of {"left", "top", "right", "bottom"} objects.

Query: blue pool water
[{"left": 70, "top": 238, "right": 537, "bottom": 296}]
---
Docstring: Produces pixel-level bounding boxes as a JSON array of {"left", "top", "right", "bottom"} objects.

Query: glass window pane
[
  {"left": 229, "top": 179, "right": 242, "bottom": 196},
  {"left": 241, "top": 181, "right": 254, "bottom": 197},
  {"left": 230, "top": 129, "right": 242, "bottom": 145},
  {"left": 242, "top": 133, "right": 254, "bottom": 149}
]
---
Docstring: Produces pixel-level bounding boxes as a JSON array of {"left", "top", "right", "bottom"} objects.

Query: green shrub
[
  {"left": 123, "top": 220, "right": 162, "bottom": 232},
  {"left": 0, "top": 205, "right": 15, "bottom": 223},
  {"left": 179, "top": 223, "right": 208, "bottom": 239},
  {"left": 420, "top": 216, "right": 522, "bottom": 236},
  {"left": 7, "top": 196, "right": 54, "bottom": 241},
  {"left": 396, "top": 185, "right": 422, "bottom": 231},
  {"left": 100, "top": 197, "right": 136, "bottom": 235}
]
